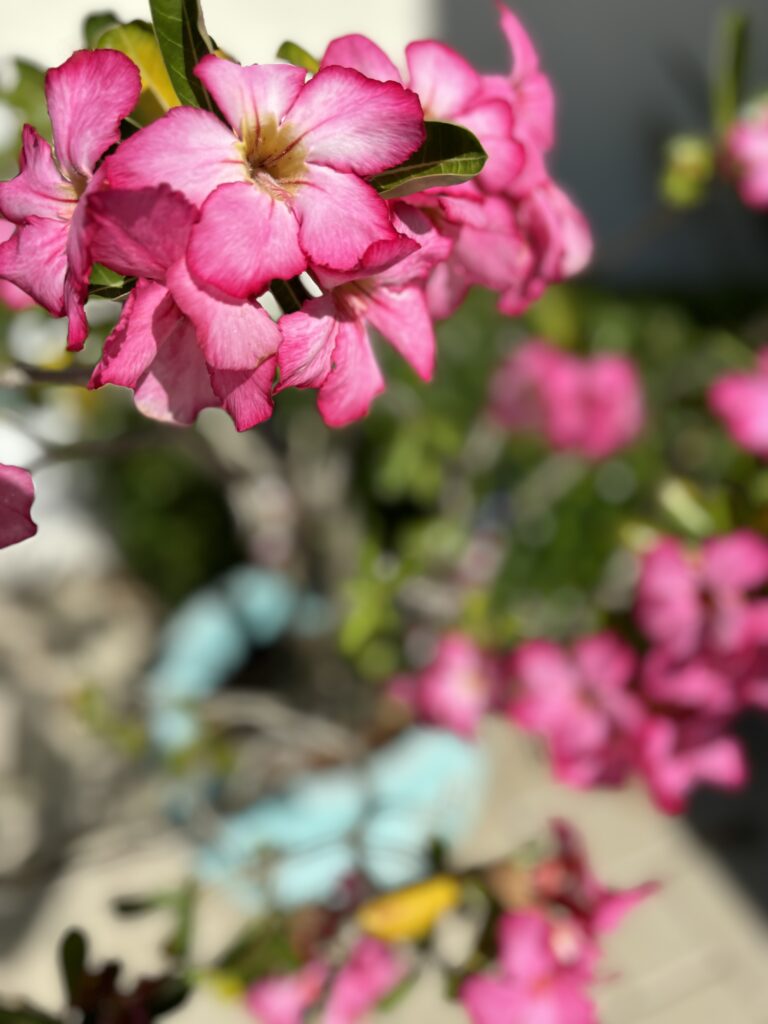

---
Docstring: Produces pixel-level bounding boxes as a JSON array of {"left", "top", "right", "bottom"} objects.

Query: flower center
[{"left": 240, "top": 116, "right": 307, "bottom": 197}]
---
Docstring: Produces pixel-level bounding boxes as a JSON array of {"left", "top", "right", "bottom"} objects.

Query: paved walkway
[{"left": 2, "top": 720, "right": 768, "bottom": 1022}]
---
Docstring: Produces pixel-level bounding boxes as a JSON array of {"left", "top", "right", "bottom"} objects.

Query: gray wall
[{"left": 440, "top": 0, "right": 768, "bottom": 291}]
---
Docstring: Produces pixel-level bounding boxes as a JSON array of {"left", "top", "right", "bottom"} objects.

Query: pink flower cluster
[
  {"left": 709, "top": 347, "right": 768, "bottom": 457},
  {"left": 245, "top": 937, "right": 405, "bottom": 1024},
  {"left": 0, "top": 8, "right": 590, "bottom": 432},
  {"left": 489, "top": 339, "right": 645, "bottom": 460},
  {"left": 393, "top": 531, "right": 768, "bottom": 813},
  {"left": 461, "top": 821, "right": 655, "bottom": 1024},
  {"left": 722, "top": 101, "right": 768, "bottom": 210}
]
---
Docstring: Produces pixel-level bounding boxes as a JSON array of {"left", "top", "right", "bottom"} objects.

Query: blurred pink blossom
[
  {"left": 709, "top": 349, "right": 768, "bottom": 457},
  {"left": 636, "top": 715, "right": 747, "bottom": 815},
  {"left": 635, "top": 532, "right": 768, "bottom": 661},
  {"left": 389, "top": 632, "right": 500, "bottom": 738},
  {"left": 490, "top": 340, "right": 645, "bottom": 459},
  {"left": 536, "top": 820, "right": 658, "bottom": 935},
  {"left": 507, "top": 633, "right": 643, "bottom": 788},
  {"left": 246, "top": 962, "right": 328, "bottom": 1024},
  {"left": 324, "top": 938, "right": 405, "bottom": 1024},
  {"left": 723, "top": 102, "right": 768, "bottom": 209},
  {"left": 461, "top": 910, "right": 597, "bottom": 1024}
]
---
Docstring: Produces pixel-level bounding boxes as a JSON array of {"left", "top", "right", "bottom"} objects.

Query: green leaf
[
  {"left": 370, "top": 121, "right": 487, "bottom": 199},
  {"left": 83, "top": 11, "right": 119, "bottom": 48},
  {"left": 60, "top": 930, "right": 87, "bottom": 1003},
  {"left": 89, "top": 264, "right": 136, "bottom": 302},
  {"left": 276, "top": 41, "right": 319, "bottom": 74},
  {"left": 711, "top": 10, "right": 749, "bottom": 136},
  {"left": 141, "top": 977, "right": 190, "bottom": 1016},
  {"left": 0, "top": 59, "right": 49, "bottom": 139},
  {"left": 148, "top": 0, "right": 217, "bottom": 110},
  {"left": 97, "top": 20, "right": 180, "bottom": 122}
]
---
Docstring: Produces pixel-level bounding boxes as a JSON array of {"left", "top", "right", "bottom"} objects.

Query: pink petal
[
  {"left": 372, "top": 202, "right": 453, "bottom": 286},
  {"left": 703, "top": 530, "right": 768, "bottom": 593},
  {"left": 0, "top": 124, "right": 73, "bottom": 223},
  {"left": 208, "top": 357, "right": 276, "bottom": 431},
  {"left": 246, "top": 963, "right": 328, "bottom": 1024},
  {"left": 106, "top": 106, "right": 243, "bottom": 207},
  {"left": 90, "top": 280, "right": 171, "bottom": 389},
  {"left": 166, "top": 257, "right": 280, "bottom": 370},
  {"left": 133, "top": 318, "right": 218, "bottom": 426},
  {"left": 459, "top": 100, "right": 526, "bottom": 194},
  {"left": 324, "top": 938, "right": 405, "bottom": 1024},
  {"left": 709, "top": 370, "right": 768, "bottom": 456},
  {"left": 321, "top": 34, "right": 402, "bottom": 83},
  {"left": 88, "top": 184, "right": 197, "bottom": 282},
  {"left": 573, "top": 633, "right": 636, "bottom": 695},
  {"left": 498, "top": 3, "right": 541, "bottom": 83},
  {"left": 365, "top": 283, "right": 435, "bottom": 380},
  {"left": 405, "top": 40, "right": 482, "bottom": 120},
  {"left": 64, "top": 181, "right": 95, "bottom": 351},
  {"left": 194, "top": 55, "right": 306, "bottom": 135},
  {"left": 277, "top": 295, "right": 339, "bottom": 390},
  {"left": 498, "top": 911, "right": 558, "bottom": 982},
  {"left": 288, "top": 65, "right": 425, "bottom": 176},
  {"left": 0, "top": 219, "right": 34, "bottom": 310},
  {"left": 46, "top": 49, "right": 141, "bottom": 181},
  {"left": 317, "top": 319, "right": 385, "bottom": 427},
  {"left": 294, "top": 165, "right": 398, "bottom": 271},
  {"left": 0, "top": 216, "right": 68, "bottom": 315},
  {"left": 187, "top": 182, "right": 305, "bottom": 299},
  {"left": 0, "top": 464, "right": 36, "bottom": 549}
]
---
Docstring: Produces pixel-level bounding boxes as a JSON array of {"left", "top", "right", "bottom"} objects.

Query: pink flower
[
  {"left": 324, "top": 938, "right": 405, "bottom": 1024},
  {"left": 106, "top": 56, "right": 425, "bottom": 300},
  {"left": 709, "top": 349, "right": 768, "bottom": 457},
  {"left": 246, "top": 962, "right": 328, "bottom": 1024},
  {"left": 637, "top": 715, "right": 747, "bottom": 814},
  {"left": 87, "top": 186, "right": 280, "bottom": 429},
  {"left": 490, "top": 341, "right": 644, "bottom": 459},
  {"left": 723, "top": 102, "right": 768, "bottom": 209},
  {"left": 0, "top": 218, "right": 35, "bottom": 311},
  {"left": 536, "top": 820, "right": 658, "bottom": 936},
  {"left": 461, "top": 911, "right": 597, "bottom": 1024},
  {"left": 320, "top": 12, "right": 591, "bottom": 320},
  {"left": 389, "top": 632, "right": 500, "bottom": 738},
  {"left": 277, "top": 203, "right": 451, "bottom": 426},
  {"left": 321, "top": 33, "right": 525, "bottom": 197},
  {"left": 0, "top": 464, "right": 36, "bottom": 549},
  {"left": 507, "top": 633, "right": 644, "bottom": 788},
  {"left": 635, "top": 532, "right": 768, "bottom": 661},
  {"left": 0, "top": 50, "right": 141, "bottom": 348}
]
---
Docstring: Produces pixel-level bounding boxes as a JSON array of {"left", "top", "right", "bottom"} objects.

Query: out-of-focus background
[{"left": 3, "top": 3, "right": 768, "bottom": 1023}]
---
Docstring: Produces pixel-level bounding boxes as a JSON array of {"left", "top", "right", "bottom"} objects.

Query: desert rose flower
[
  {"left": 536, "top": 820, "right": 657, "bottom": 935},
  {"left": 0, "top": 50, "right": 141, "bottom": 348},
  {"left": 635, "top": 532, "right": 768, "bottom": 661},
  {"left": 106, "top": 56, "right": 425, "bottom": 300},
  {"left": 388, "top": 632, "right": 500, "bottom": 738},
  {"left": 490, "top": 340, "right": 644, "bottom": 459},
  {"left": 87, "top": 186, "right": 280, "bottom": 429},
  {"left": 637, "top": 715, "right": 747, "bottom": 814},
  {"left": 246, "top": 962, "right": 328, "bottom": 1024},
  {"left": 277, "top": 203, "right": 451, "bottom": 426},
  {"left": 723, "top": 100, "right": 768, "bottom": 209},
  {"left": 507, "top": 633, "right": 643, "bottom": 788},
  {"left": 709, "top": 349, "right": 768, "bottom": 456},
  {"left": 0, "top": 464, "right": 36, "bottom": 549},
  {"left": 461, "top": 910, "right": 597, "bottom": 1024},
  {"left": 320, "top": 8, "right": 591, "bottom": 319},
  {"left": 323, "top": 938, "right": 405, "bottom": 1024}
]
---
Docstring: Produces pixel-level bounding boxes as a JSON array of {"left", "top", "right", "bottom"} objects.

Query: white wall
[{"left": 0, "top": 0, "right": 438, "bottom": 68}]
